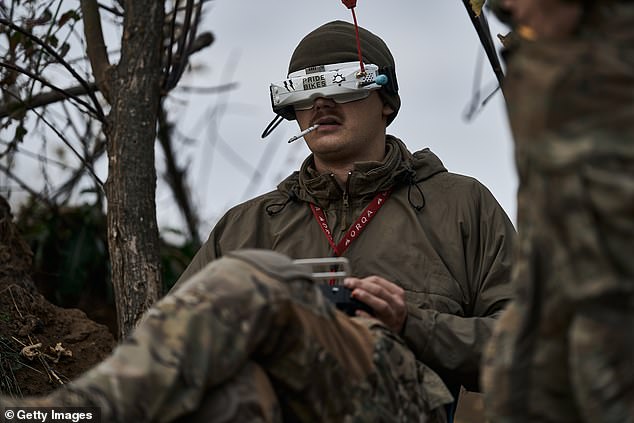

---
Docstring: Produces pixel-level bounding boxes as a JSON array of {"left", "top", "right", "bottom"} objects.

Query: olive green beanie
[{"left": 288, "top": 20, "right": 400, "bottom": 125}]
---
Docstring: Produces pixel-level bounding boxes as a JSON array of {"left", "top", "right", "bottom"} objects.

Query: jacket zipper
[{"left": 341, "top": 172, "right": 352, "bottom": 231}]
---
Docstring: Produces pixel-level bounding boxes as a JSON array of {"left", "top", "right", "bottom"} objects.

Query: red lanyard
[{"left": 310, "top": 190, "right": 391, "bottom": 257}]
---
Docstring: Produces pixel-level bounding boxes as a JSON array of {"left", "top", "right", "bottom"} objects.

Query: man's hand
[
  {"left": 344, "top": 276, "right": 407, "bottom": 333},
  {"left": 500, "top": 0, "right": 582, "bottom": 40}
]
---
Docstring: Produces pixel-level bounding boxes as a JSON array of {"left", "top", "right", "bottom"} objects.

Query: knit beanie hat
[{"left": 288, "top": 20, "right": 400, "bottom": 125}]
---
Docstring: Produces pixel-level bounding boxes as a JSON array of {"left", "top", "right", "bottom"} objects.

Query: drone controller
[
  {"left": 317, "top": 284, "right": 374, "bottom": 317},
  {"left": 293, "top": 257, "right": 374, "bottom": 317}
]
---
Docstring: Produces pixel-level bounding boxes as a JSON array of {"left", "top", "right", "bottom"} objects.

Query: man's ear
[{"left": 382, "top": 103, "right": 394, "bottom": 119}]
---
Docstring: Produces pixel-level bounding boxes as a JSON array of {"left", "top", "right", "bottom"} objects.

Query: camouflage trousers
[
  {"left": 482, "top": 4, "right": 634, "bottom": 423},
  {"left": 1, "top": 249, "right": 452, "bottom": 422}
]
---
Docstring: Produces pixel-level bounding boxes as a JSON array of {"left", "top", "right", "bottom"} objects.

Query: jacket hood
[{"left": 277, "top": 136, "right": 447, "bottom": 207}]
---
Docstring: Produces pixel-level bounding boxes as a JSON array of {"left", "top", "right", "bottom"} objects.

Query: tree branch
[
  {"left": 0, "top": 163, "right": 57, "bottom": 211},
  {"left": 461, "top": 0, "right": 505, "bottom": 88},
  {"left": 80, "top": 0, "right": 112, "bottom": 102},
  {"left": 0, "top": 139, "right": 71, "bottom": 169},
  {"left": 28, "top": 106, "right": 105, "bottom": 192},
  {"left": 157, "top": 103, "right": 200, "bottom": 246},
  {"left": 0, "top": 82, "right": 98, "bottom": 119},
  {"left": 173, "top": 81, "right": 236, "bottom": 94},
  {"left": 97, "top": 1, "right": 124, "bottom": 17},
  {"left": 52, "top": 141, "right": 106, "bottom": 203},
  {"left": 0, "top": 38, "right": 220, "bottom": 119},
  {"left": 188, "top": 31, "right": 214, "bottom": 55},
  {"left": 164, "top": 0, "right": 211, "bottom": 91},
  {"left": 0, "top": 17, "right": 106, "bottom": 120},
  {"left": 0, "top": 61, "right": 100, "bottom": 119}
]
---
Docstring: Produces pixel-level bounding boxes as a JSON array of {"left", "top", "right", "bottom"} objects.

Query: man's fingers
[
  {"left": 343, "top": 275, "right": 407, "bottom": 333},
  {"left": 345, "top": 275, "right": 404, "bottom": 296},
  {"left": 344, "top": 276, "right": 406, "bottom": 313},
  {"left": 350, "top": 286, "right": 387, "bottom": 309},
  {"left": 355, "top": 309, "right": 372, "bottom": 318}
]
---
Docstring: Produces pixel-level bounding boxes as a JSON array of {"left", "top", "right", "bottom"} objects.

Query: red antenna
[{"left": 341, "top": 0, "right": 365, "bottom": 73}]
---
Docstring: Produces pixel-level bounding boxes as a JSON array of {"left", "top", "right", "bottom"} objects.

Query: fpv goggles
[{"left": 269, "top": 61, "right": 396, "bottom": 121}]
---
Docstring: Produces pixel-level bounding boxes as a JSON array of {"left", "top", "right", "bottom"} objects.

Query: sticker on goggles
[{"left": 269, "top": 62, "right": 388, "bottom": 113}]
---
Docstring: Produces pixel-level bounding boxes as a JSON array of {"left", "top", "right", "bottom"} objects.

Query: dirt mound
[
  {"left": 0, "top": 284, "right": 115, "bottom": 395},
  {"left": 0, "top": 197, "right": 114, "bottom": 396}
]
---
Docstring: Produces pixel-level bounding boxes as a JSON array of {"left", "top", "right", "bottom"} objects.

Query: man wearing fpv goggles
[
  {"left": 269, "top": 61, "right": 395, "bottom": 120},
  {"left": 175, "top": 20, "right": 516, "bottom": 422},
  {"left": 1, "top": 20, "right": 515, "bottom": 423}
]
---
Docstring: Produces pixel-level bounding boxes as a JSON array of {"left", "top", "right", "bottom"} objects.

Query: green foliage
[
  {"left": 15, "top": 198, "right": 198, "bottom": 308},
  {"left": 16, "top": 198, "right": 110, "bottom": 307},
  {"left": 160, "top": 230, "right": 200, "bottom": 292}
]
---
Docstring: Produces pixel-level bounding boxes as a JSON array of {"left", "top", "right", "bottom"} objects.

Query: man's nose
[{"left": 313, "top": 96, "right": 336, "bottom": 110}]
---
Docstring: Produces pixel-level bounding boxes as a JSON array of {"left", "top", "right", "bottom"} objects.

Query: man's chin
[
  {"left": 306, "top": 138, "right": 348, "bottom": 157},
  {"left": 306, "top": 130, "right": 344, "bottom": 145}
]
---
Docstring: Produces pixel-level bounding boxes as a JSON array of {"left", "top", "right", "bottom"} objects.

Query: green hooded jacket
[{"left": 176, "top": 136, "right": 516, "bottom": 392}]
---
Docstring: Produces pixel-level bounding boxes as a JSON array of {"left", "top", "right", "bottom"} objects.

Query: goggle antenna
[{"left": 341, "top": 0, "right": 365, "bottom": 73}]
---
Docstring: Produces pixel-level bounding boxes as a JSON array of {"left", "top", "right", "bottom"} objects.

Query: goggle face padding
[{"left": 269, "top": 62, "right": 391, "bottom": 120}]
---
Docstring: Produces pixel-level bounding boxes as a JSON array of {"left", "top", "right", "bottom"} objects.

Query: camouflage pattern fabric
[
  {"left": 1, "top": 249, "right": 452, "bottom": 422},
  {"left": 483, "top": 3, "right": 634, "bottom": 422},
  {"left": 171, "top": 361, "right": 281, "bottom": 423}
]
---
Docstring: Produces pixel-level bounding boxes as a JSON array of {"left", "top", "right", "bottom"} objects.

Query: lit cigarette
[{"left": 288, "top": 124, "right": 320, "bottom": 143}]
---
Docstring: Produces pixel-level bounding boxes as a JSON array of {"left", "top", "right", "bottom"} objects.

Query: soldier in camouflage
[
  {"left": 1, "top": 249, "right": 452, "bottom": 422},
  {"left": 482, "top": 0, "right": 634, "bottom": 422}
]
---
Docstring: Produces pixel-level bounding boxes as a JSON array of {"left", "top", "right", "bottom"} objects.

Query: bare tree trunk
[{"left": 104, "top": 0, "right": 164, "bottom": 340}]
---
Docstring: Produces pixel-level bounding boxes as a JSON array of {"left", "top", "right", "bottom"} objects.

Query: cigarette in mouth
[{"left": 288, "top": 124, "right": 320, "bottom": 143}]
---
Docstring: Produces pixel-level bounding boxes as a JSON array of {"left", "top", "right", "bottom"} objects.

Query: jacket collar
[{"left": 277, "top": 136, "right": 447, "bottom": 207}]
